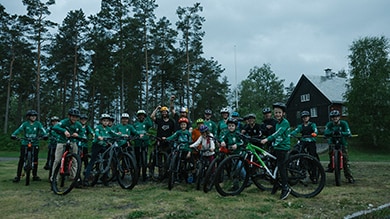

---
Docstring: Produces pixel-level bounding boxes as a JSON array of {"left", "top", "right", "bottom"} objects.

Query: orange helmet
[
  {"left": 160, "top": 106, "right": 169, "bottom": 112},
  {"left": 178, "top": 117, "right": 189, "bottom": 124}
]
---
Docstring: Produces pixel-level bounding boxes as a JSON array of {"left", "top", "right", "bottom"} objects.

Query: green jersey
[
  {"left": 12, "top": 121, "right": 47, "bottom": 147},
  {"left": 324, "top": 120, "right": 351, "bottom": 146},
  {"left": 266, "top": 118, "right": 291, "bottom": 151},
  {"left": 113, "top": 123, "right": 139, "bottom": 146},
  {"left": 217, "top": 119, "right": 228, "bottom": 141},
  {"left": 133, "top": 117, "right": 153, "bottom": 147},
  {"left": 204, "top": 119, "right": 217, "bottom": 136},
  {"left": 220, "top": 131, "right": 244, "bottom": 154},
  {"left": 166, "top": 129, "right": 192, "bottom": 152},
  {"left": 93, "top": 125, "right": 120, "bottom": 147},
  {"left": 52, "top": 118, "right": 84, "bottom": 143}
]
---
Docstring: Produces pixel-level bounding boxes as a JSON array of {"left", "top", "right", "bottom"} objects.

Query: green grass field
[{"left": 0, "top": 147, "right": 389, "bottom": 219}]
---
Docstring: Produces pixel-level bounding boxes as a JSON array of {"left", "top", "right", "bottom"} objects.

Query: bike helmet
[
  {"left": 160, "top": 106, "right": 169, "bottom": 112},
  {"left": 226, "top": 118, "right": 238, "bottom": 125},
  {"left": 100, "top": 113, "right": 111, "bottom": 120},
  {"left": 272, "top": 102, "right": 287, "bottom": 112},
  {"left": 232, "top": 112, "right": 240, "bottom": 117},
  {"left": 329, "top": 110, "right": 340, "bottom": 117},
  {"left": 300, "top": 111, "right": 310, "bottom": 118},
  {"left": 50, "top": 116, "right": 59, "bottom": 121},
  {"left": 262, "top": 107, "right": 272, "bottom": 114},
  {"left": 121, "top": 113, "right": 130, "bottom": 118},
  {"left": 199, "top": 125, "right": 209, "bottom": 133},
  {"left": 179, "top": 107, "right": 189, "bottom": 113},
  {"left": 80, "top": 114, "right": 88, "bottom": 120},
  {"left": 220, "top": 107, "right": 229, "bottom": 114},
  {"left": 68, "top": 108, "right": 80, "bottom": 117},
  {"left": 247, "top": 113, "right": 256, "bottom": 119},
  {"left": 26, "top": 110, "right": 38, "bottom": 117},
  {"left": 196, "top": 118, "right": 204, "bottom": 124},
  {"left": 137, "top": 110, "right": 146, "bottom": 115},
  {"left": 178, "top": 117, "right": 189, "bottom": 124},
  {"left": 204, "top": 109, "right": 212, "bottom": 115}
]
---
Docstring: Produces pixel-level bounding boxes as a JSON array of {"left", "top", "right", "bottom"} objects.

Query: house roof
[{"left": 305, "top": 74, "right": 348, "bottom": 103}]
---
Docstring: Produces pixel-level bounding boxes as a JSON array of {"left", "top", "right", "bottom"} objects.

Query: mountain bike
[
  {"left": 87, "top": 137, "right": 138, "bottom": 189},
  {"left": 136, "top": 138, "right": 149, "bottom": 182},
  {"left": 51, "top": 137, "right": 82, "bottom": 195},
  {"left": 214, "top": 134, "right": 326, "bottom": 198},
  {"left": 147, "top": 135, "right": 169, "bottom": 182},
  {"left": 193, "top": 148, "right": 213, "bottom": 190},
  {"left": 167, "top": 142, "right": 193, "bottom": 190},
  {"left": 328, "top": 133, "right": 345, "bottom": 186},
  {"left": 15, "top": 137, "right": 41, "bottom": 186}
]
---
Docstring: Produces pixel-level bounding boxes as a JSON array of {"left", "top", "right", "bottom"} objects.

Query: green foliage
[
  {"left": 238, "top": 63, "right": 285, "bottom": 118},
  {"left": 345, "top": 36, "right": 390, "bottom": 149}
]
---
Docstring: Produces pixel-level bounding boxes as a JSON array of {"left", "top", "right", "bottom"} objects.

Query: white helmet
[
  {"left": 121, "top": 113, "right": 129, "bottom": 118},
  {"left": 137, "top": 110, "right": 146, "bottom": 115},
  {"left": 220, "top": 107, "right": 229, "bottom": 114}
]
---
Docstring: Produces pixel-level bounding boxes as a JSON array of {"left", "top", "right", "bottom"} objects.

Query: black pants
[
  {"left": 17, "top": 145, "right": 40, "bottom": 177},
  {"left": 272, "top": 149, "right": 288, "bottom": 188}
]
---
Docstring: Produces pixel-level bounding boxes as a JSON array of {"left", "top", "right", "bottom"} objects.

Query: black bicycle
[
  {"left": 87, "top": 137, "right": 138, "bottom": 189},
  {"left": 15, "top": 137, "right": 41, "bottom": 186},
  {"left": 194, "top": 148, "right": 214, "bottom": 190},
  {"left": 167, "top": 142, "right": 193, "bottom": 190},
  {"left": 147, "top": 135, "right": 169, "bottom": 182}
]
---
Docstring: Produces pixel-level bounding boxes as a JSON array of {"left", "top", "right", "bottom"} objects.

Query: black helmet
[
  {"left": 262, "top": 107, "right": 272, "bottom": 114},
  {"left": 26, "top": 110, "right": 38, "bottom": 117},
  {"left": 272, "top": 102, "right": 287, "bottom": 112},
  {"left": 329, "top": 110, "right": 340, "bottom": 117},
  {"left": 226, "top": 117, "right": 238, "bottom": 125},
  {"left": 68, "top": 108, "right": 80, "bottom": 117},
  {"left": 204, "top": 109, "right": 212, "bottom": 115},
  {"left": 247, "top": 113, "right": 256, "bottom": 119},
  {"left": 80, "top": 114, "right": 88, "bottom": 120},
  {"left": 300, "top": 111, "right": 310, "bottom": 118}
]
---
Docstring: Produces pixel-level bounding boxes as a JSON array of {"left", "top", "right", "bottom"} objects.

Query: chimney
[{"left": 324, "top": 68, "right": 332, "bottom": 79}]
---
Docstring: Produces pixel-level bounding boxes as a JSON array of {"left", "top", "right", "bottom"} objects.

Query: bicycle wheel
[
  {"left": 251, "top": 164, "right": 274, "bottom": 191},
  {"left": 285, "top": 154, "right": 325, "bottom": 198},
  {"left": 149, "top": 150, "right": 168, "bottom": 182},
  {"left": 25, "top": 151, "right": 32, "bottom": 186},
  {"left": 195, "top": 160, "right": 204, "bottom": 190},
  {"left": 203, "top": 155, "right": 222, "bottom": 193},
  {"left": 117, "top": 152, "right": 138, "bottom": 189},
  {"left": 168, "top": 153, "right": 178, "bottom": 190},
  {"left": 214, "top": 155, "right": 249, "bottom": 196},
  {"left": 334, "top": 150, "right": 341, "bottom": 186},
  {"left": 87, "top": 161, "right": 101, "bottom": 187},
  {"left": 52, "top": 153, "right": 81, "bottom": 195}
]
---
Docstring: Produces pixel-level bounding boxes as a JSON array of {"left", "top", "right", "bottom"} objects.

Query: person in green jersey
[
  {"left": 261, "top": 102, "right": 291, "bottom": 200},
  {"left": 11, "top": 110, "right": 48, "bottom": 182}
]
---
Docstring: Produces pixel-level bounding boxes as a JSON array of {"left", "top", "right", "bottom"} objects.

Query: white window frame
[
  {"left": 310, "top": 107, "right": 318, "bottom": 118},
  {"left": 300, "top": 93, "right": 310, "bottom": 102}
]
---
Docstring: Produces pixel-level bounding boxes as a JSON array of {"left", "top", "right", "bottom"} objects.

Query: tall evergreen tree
[
  {"left": 20, "top": 0, "right": 56, "bottom": 120},
  {"left": 345, "top": 36, "right": 390, "bottom": 148}
]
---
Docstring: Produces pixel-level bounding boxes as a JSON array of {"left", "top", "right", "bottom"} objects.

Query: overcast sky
[{"left": 2, "top": 0, "right": 390, "bottom": 87}]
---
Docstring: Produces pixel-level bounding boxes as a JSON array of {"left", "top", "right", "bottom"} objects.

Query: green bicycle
[{"left": 214, "top": 134, "right": 325, "bottom": 198}]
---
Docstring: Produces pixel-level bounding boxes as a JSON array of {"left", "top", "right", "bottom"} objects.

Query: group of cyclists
[{"left": 10, "top": 96, "right": 355, "bottom": 200}]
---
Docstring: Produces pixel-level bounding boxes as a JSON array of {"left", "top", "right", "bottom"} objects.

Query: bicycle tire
[
  {"left": 148, "top": 150, "right": 168, "bottom": 182},
  {"left": 88, "top": 160, "right": 101, "bottom": 187},
  {"left": 117, "top": 152, "right": 138, "bottom": 189},
  {"left": 51, "top": 153, "right": 81, "bottom": 195},
  {"left": 203, "top": 155, "right": 222, "bottom": 193},
  {"left": 334, "top": 150, "right": 341, "bottom": 186},
  {"left": 251, "top": 164, "right": 274, "bottom": 191},
  {"left": 25, "top": 151, "right": 32, "bottom": 186},
  {"left": 214, "top": 155, "right": 249, "bottom": 196},
  {"left": 195, "top": 160, "right": 204, "bottom": 190},
  {"left": 168, "top": 153, "right": 178, "bottom": 190},
  {"left": 286, "top": 154, "right": 325, "bottom": 198}
]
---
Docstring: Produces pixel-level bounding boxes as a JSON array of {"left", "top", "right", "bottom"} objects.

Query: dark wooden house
[{"left": 286, "top": 69, "right": 348, "bottom": 127}]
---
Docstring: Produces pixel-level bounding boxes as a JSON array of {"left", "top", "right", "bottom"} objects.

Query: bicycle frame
[{"left": 244, "top": 142, "right": 278, "bottom": 180}]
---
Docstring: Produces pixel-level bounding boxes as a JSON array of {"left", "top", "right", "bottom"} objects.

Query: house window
[
  {"left": 300, "top": 94, "right": 310, "bottom": 102},
  {"left": 342, "top": 106, "right": 348, "bottom": 116},
  {"left": 310, "top": 107, "right": 318, "bottom": 117}
]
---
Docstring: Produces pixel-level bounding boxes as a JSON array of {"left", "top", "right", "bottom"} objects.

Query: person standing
[{"left": 11, "top": 110, "right": 48, "bottom": 182}]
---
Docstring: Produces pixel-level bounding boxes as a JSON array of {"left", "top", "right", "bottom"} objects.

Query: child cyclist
[
  {"left": 83, "top": 113, "right": 122, "bottom": 186},
  {"left": 43, "top": 116, "right": 60, "bottom": 171},
  {"left": 51, "top": 108, "right": 85, "bottom": 183},
  {"left": 164, "top": 117, "right": 194, "bottom": 182},
  {"left": 189, "top": 125, "right": 215, "bottom": 162},
  {"left": 11, "top": 110, "right": 48, "bottom": 182},
  {"left": 260, "top": 102, "right": 291, "bottom": 200},
  {"left": 324, "top": 110, "right": 355, "bottom": 183}
]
